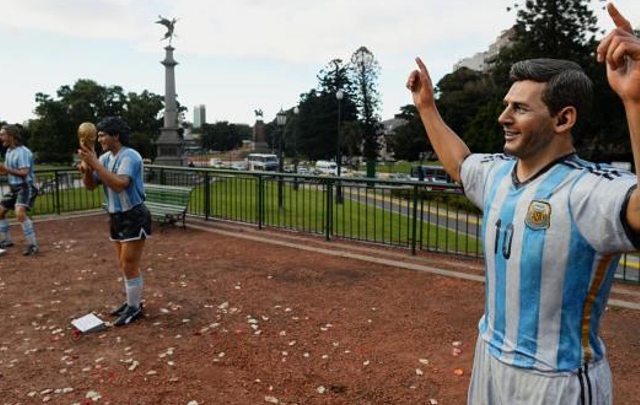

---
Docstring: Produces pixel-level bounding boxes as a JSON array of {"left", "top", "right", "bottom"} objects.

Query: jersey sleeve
[
  {"left": 570, "top": 171, "right": 639, "bottom": 252},
  {"left": 116, "top": 149, "right": 141, "bottom": 179},
  {"left": 460, "top": 153, "right": 495, "bottom": 210},
  {"left": 15, "top": 148, "right": 32, "bottom": 169}
]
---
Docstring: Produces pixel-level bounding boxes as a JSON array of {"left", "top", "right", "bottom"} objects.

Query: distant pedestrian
[{"left": 0, "top": 124, "right": 39, "bottom": 256}]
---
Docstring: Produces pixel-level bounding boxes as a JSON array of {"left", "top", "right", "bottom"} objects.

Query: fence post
[
  {"left": 203, "top": 171, "right": 211, "bottom": 220},
  {"left": 160, "top": 169, "right": 166, "bottom": 185},
  {"left": 325, "top": 180, "right": 333, "bottom": 241},
  {"left": 411, "top": 184, "right": 419, "bottom": 255},
  {"left": 257, "top": 174, "right": 264, "bottom": 230},
  {"left": 54, "top": 171, "right": 62, "bottom": 215}
]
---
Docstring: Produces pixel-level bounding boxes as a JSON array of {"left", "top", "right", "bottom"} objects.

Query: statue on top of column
[{"left": 156, "top": 15, "right": 178, "bottom": 45}]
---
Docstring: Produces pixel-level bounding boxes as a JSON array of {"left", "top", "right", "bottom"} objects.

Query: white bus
[
  {"left": 246, "top": 153, "right": 279, "bottom": 171},
  {"left": 315, "top": 160, "right": 338, "bottom": 175}
]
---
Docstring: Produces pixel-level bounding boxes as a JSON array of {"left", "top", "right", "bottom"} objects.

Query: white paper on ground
[{"left": 71, "top": 313, "right": 106, "bottom": 333}]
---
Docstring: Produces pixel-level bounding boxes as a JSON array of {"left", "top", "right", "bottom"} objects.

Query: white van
[
  {"left": 247, "top": 153, "right": 279, "bottom": 171},
  {"left": 315, "top": 160, "right": 338, "bottom": 176}
]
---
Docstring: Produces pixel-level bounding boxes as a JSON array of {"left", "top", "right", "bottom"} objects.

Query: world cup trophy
[
  {"left": 77, "top": 122, "right": 97, "bottom": 151},
  {"left": 77, "top": 122, "right": 97, "bottom": 172}
]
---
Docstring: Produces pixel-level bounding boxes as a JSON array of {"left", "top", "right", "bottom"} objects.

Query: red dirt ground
[{"left": 1, "top": 214, "right": 639, "bottom": 404}]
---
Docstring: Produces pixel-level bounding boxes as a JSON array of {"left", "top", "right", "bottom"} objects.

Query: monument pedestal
[
  {"left": 252, "top": 119, "right": 269, "bottom": 153},
  {"left": 155, "top": 127, "right": 186, "bottom": 166},
  {"left": 251, "top": 141, "right": 270, "bottom": 153},
  {"left": 155, "top": 45, "right": 186, "bottom": 167}
]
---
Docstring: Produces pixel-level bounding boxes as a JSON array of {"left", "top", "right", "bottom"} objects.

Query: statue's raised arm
[{"left": 156, "top": 15, "right": 178, "bottom": 44}]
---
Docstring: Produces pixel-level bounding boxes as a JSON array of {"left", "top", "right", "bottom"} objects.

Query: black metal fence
[
  {"left": 145, "top": 165, "right": 483, "bottom": 257},
  {"left": 12, "top": 165, "right": 639, "bottom": 285}
]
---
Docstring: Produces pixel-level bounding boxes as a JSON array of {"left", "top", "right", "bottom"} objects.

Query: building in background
[
  {"left": 193, "top": 104, "right": 206, "bottom": 129},
  {"left": 184, "top": 104, "right": 206, "bottom": 155},
  {"left": 454, "top": 27, "right": 514, "bottom": 72}
]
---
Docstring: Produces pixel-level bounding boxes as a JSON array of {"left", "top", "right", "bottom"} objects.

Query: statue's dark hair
[
  {"left": 509, "top": 59, "right": 593, "bottom": 135},
  {"left": 97, "top": 116, "right": 131, "bottom": 146},
  {"left": 1, "top": 124, "right": 23, "bottom": 146}
]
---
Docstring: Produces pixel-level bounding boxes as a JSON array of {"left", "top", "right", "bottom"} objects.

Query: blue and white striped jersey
[
  {"left": 461, "top": 153, "right": 639, "bottom": 372},
  {"left": 4, "top": 145, "right": 35, "bottom": 186},
  {"left": 94, "top": 147, "right": 145, "bottom": 213}
]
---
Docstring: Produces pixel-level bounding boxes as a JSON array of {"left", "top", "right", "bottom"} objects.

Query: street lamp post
[
  {"left": 276, "top": 108, "right": 287, "bottom": 210},
  {"left": 292, "top": 106, "right": 300, "bottom": 191},
  {"left": 336, "top": 89, "right": 344, "bottom": 204}
]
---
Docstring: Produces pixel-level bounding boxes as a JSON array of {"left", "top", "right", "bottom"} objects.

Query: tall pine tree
[
  {"left": 508, "top": 0, "right": 601, "bottom": 62},
  {"left": 349, "top": 46, "right": 382, "bottom": 177}
]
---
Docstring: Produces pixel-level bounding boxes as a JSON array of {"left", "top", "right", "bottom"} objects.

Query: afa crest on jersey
[{"left": 525, "top": 200, "right": 551, "bottom": 230}]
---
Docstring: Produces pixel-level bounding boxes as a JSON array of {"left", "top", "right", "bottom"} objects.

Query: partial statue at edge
[{"left": 156, "top": 15, "right": 178, "bottom": 45}]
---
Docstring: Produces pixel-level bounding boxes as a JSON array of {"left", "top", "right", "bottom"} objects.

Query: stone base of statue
[
  {"left": 155, "top": 127, "right": 187, "bottom": 166},
  {"left": 251, "top": 141, "right": 270, "bottom": 153},
  {"left": 253, "top": 120, "right": 266, "bottom": 142}
]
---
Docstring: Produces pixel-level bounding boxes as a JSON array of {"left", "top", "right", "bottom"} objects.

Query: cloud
[
  {"left": 4, "top": 0, "right": 636, "bottom": 61},
  {"left": 3, "top": 0, "right": 518, "bottom": 61},
  {"left": 0, "top": 0, "right": 637, "bottom": 124}
]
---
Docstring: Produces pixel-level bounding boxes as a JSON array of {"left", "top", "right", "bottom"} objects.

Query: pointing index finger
[
  {"left": 415, "top": 57, "right": 427, "bottom": 73},
  {"left": 607, "top": 2, "right": 633, "bottom": 33}
]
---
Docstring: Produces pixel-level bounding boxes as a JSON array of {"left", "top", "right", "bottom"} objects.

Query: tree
[
  {"left": 28, "top": 80, "right": 165, "bottom": 163},
  {"left": 294, "top": 90, "right": 336, "bottom": 160},
  {"left": 340, "top": 121, "right": 363, "bottom": 168},
  {"left": 318, "top": 58, "right": 359, "bottom": 163},
  {"left": 30, "top": 92, "right": 77, "bottom": 163},
  {"left": 124, "top": 90, "right": 164, "bottom": 159},
  {"left": 293, "top": 59, "right": 359, "bottom": 162},
  {"left": 349, "top": 46, "right": 382, "bottom": 177},
  {"left": 199, "top": 121, "right": 252, "bottom": 152},
  {"left": 398, "top": 68, "right": 499, "bottom": 160},
  {"left": 318, "top": 58, "right": 354, "bottom": 96},
  {"left": 389, "top": 105, "right": 429, "bottom": 161},
  {"left": 489, "top": 0, "right": 601, "bottom": 91},
  {"left": 464, "top": 102, "right": 505, "bottom": 153},
  {"left": 437, "top": 67, "right": 498, "bottom": 151},
  {"left": 506, "top": 0, "right": 602, "bottom": 64},
  {"left": 435, "top": 0, "right": 623, "bottom": 160}
]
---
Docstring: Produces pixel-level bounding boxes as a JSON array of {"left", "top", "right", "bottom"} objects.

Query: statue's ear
[{"left": 553, "top": 106, "right": 576, "bottom": 133}]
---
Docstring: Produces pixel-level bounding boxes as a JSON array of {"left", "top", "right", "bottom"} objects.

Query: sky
[{"left": 1, "top": 0, "right": 638, "bottom": 127}]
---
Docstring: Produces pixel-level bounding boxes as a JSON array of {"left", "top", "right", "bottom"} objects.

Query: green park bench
[{"left": 144, "top": 183, "right": 193, "bottom": 229}]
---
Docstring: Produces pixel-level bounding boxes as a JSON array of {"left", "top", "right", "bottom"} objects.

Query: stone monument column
[
  {"left": 154, "top": 16, "right": 186, "bottom": 166},
  {"left": 252, "top": 108, "right": 268, "bottom": 153}
]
